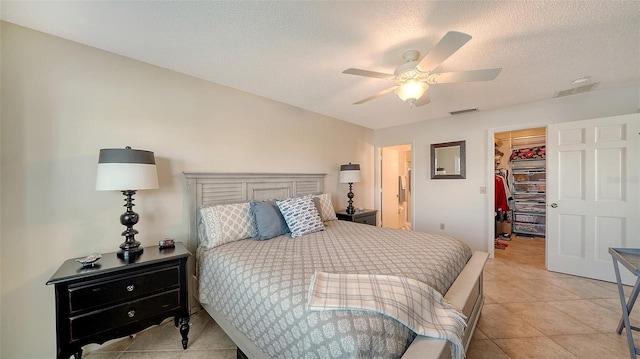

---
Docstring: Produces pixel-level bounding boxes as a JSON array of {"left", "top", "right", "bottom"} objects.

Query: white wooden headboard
[
  {"left": 183, "top": 172, "right": 325, "bottom": 253},
  {"left": 183, "top": 172, "right": 325, "bottom": 308}
]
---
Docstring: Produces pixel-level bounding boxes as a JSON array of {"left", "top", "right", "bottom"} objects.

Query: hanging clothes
[
  {"left": 495, "top": 169, "right": 513, "bottom": 211},
  {"left": 495, "top": 175, "right": 509, "bottom": 213}
]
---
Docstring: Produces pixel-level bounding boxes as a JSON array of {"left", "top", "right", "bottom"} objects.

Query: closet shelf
[
  {"left": 513, "top": 223, "right": 546, "bottom": 236},
  {"left": 510, "top": 135, "right": 546, "bottom": 150},
  {"left": 513, "top": 192, "right": 546, "bottom": 202},
  {"left": 511, "top": 160, "right": 546, "bottom": 170},
  {"left": 512, "top": 149, "right": 546, "bottom": 237},
  {"left": 514, "top": 202, "right": 546, "bottom": 213},
  {"left": 511, "top": 158, "right": 546, "bottom": 161},
  {"left": 514, "top": 212, "right": 546, "bottom": 224},
  {"left": 514, "top": 183, "right": 546, "bottom": 192}
]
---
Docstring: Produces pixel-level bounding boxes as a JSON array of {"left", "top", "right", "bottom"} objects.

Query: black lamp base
[
  {"left": 117, "top": 190, "right": 144, "bottom": 261},
  {"left": 346, "top": 182, "right": 355, "bottom": 214},
  {"left": 117, "top": 246, "right": 144, "bottom": 260}
]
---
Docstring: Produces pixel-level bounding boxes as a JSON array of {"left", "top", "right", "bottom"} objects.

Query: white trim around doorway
[{"left": 486, "top": 124, "right": 547, "bottom": 259}]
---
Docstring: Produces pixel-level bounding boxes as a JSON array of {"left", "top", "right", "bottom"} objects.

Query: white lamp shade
[
  {"left": 96, "top": 147, "right": 159, "bottom": 191},
  {"left": 96, "top": 163, "right": 159, "bottom": 190},
  {"left": 395, "top": 81, "right": 429, "bottom": 102},
  {"left": 339, "top": 163, "right": 361, "bottom": 183}
]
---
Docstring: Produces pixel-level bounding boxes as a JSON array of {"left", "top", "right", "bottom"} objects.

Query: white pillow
[
  {"left": 199, "top": 202, "right": 257, "bottom": 249},
  {"left": 276, "top": 196, "right": 325, "bottom": 238},
  {"left": 312, "top": 193, "right": 338, "bottom": 221}
]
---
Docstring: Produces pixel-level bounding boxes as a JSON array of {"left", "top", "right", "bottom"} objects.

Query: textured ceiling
[{"left": 2, "top": 1, "right": 639, "bottom": 129}]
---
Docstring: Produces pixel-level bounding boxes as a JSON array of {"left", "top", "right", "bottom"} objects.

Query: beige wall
[
  {"left": 0, "top": 22, "right": 374, "bottom": 358},
  {"left": 374, "top": 82, "right": 640, "bottom": 253}
]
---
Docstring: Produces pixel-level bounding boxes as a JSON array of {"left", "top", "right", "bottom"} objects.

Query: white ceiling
[{"left": 2, "top": 1, "right": 639, "bottom": 129}]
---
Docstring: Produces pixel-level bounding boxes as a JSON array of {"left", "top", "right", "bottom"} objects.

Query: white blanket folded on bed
[{"left": 307, "top": 272, "right": 467, "bottom": 359}]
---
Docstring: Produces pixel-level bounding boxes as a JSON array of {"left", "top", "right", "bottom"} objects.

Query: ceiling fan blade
[
  {"left": 416, "top": 31, "right": 472, "bottom": 73},
  {"left": 428, "top": 68, "right": 502, "bottom": 84},
  {"left": 414, "top": 92, "right": 431, "bottom": 107},
  {"left": 353, "top": 86, "right": 398, "bottom": 105},
  {"left": 343, "top": 68, "right": 395, "bottom": 80}
]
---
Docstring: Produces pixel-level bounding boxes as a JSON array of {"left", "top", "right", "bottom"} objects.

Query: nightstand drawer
[
  {"left": 68, "top": 265, "right": 180, "bottom": 313},
  {"left": 354, "top": 214, "right": 376, "bottom": 225},
  {"left": 70, "top": 290, "right": 180, "bottom": 341}
]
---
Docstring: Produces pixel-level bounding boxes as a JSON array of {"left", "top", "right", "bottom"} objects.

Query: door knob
[{"left": 550, "top": 203, "right": 558, "bottom": 208}]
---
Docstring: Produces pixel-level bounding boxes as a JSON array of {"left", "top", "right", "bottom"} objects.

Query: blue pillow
[{"left": 250, "top": 200, "right": 290, "bottom": 240}]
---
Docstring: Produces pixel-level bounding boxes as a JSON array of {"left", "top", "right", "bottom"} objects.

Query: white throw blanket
[{"left": 307, "top": 272, "right": 467, "bottom": 359}]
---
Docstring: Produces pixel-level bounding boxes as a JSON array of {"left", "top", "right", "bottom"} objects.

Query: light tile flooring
[
  {"left": 471, "top": 235, "right": 636, "bottom": 359},
  {"left": 86, "top": 235, "right": 637, "bottom": 359}
]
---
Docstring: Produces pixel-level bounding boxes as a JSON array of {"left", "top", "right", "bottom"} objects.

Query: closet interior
[{"left": 494, "top": 128, "right": 547, "bottom": 249}]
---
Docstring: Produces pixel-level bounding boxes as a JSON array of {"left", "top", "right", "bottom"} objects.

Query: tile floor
[
  {"left": 471, "top": 235, "right": 636, "bottom": 359},
  {"left": 86, "top": 235, "right": 637, "bottom": 358}
]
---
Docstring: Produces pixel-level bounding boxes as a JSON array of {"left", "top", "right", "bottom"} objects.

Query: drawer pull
[
  {"left": 127, "top": 310, "right": 136, "bottom": 318},
  {"left": 126, "top": 285, "right": 135, "bottom": 292}
]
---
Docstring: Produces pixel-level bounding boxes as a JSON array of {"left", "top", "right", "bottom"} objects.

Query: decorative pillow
[
  {"left": 199, "top": 202, "right": 257, "bottom": 249},
  {"left": 197, "top": 217, "right": 208, "bottom": 246},
  {"left": 312, "top": 197, "right": 323, "bottom": 219},
  {"left": 312, "top": 193, "right": 338, "bottom": 221},
  {"left": 250, "top": 200, "right": 290, "bottom": 240},
  {"left": 276, "top": 196, "right": 325, "bottom": 238}
]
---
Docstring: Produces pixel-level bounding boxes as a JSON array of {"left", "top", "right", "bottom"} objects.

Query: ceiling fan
[{"left": 343, "top": 31, "right": 502, "bottom": 107}]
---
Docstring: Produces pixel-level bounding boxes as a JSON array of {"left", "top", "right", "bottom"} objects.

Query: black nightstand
[
  {"left": 46, "top": 242, "right": 191, "bottom": 359},
  {"left": 336, "top": 209, "right": 378, "bottom": 226}
]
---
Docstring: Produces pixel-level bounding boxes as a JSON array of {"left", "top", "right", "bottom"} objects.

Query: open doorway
[
  {"left": 380, "top": 144, "right": 412, "bottom": 229},
  {"left": 494, "top": 128, "right": 546, "bottom": 262}
]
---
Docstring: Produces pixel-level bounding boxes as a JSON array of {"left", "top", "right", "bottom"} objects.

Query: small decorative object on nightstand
[
  {"left": 339, "top": 162, "right": 361, "bottom": 215},
  {"left": 159, "top": 238, "right": 176, "bottom": 249},
  {"left": 336, "top": 208, "right": 378, "bottom": 226},
  {"left": 46, "top": 242, "right": 191, "bottom": 359},
  {"left": 76, "top": 253, "right": 102, "bottom": 268}
]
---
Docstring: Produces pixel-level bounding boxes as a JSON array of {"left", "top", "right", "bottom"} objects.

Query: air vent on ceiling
[
  {"left": 449, "top": 108, "right": 478, "bottom": 116},
  {"left": 554, "top": 82, "right": 599, "bottom": 98}
]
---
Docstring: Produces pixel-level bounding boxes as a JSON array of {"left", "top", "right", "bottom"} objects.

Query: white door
[
  {"left": 547, "top": 113, "right": 640, "bottom": 283},
  {"left": 381, "top": 147, "right": 400, "bottom": 229}
]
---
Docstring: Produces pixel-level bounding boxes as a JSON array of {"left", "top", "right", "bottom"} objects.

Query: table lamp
[
  {"left": 96, "top": 146, "right": 159, "bottom": 259},
  {"left": 339, "top": 162, "right": 361, "bottom": 215}
]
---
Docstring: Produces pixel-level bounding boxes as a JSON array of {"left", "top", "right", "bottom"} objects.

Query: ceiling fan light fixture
[
  {"left": 395, "top": 81, "right": 429, "bottom": 104},
  {"left": 344, "top": 31, "right": 501, "bottom": 107}
]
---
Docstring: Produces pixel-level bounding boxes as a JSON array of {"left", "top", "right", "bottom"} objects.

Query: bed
[{"left": 184, "top": 172, "right": 488, "bottom": 359}]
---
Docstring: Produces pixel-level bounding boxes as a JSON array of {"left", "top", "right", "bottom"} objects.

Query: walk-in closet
[{"left": 494, "top": 128, "right": 546, "bottom": 252}]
